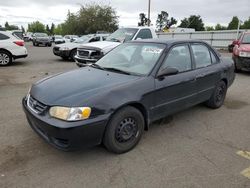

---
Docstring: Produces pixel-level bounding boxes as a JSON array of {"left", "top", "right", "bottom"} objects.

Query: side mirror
[
  {"left": 157, "top": 67, "right": 179, "bottom": 78},
  {"left": 233, "top": 40, "right": 240, "bottom": 45}
]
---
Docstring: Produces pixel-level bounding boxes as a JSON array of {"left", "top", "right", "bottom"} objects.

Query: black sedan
[{"left": 22, "top": 39, "right": 235, "bottom": 154}]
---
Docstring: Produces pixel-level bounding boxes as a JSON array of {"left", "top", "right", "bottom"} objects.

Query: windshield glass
[
  {"left": 106, "top": 28, "right": 138, "bottom": 42},
  {"left": 35, "top": 33, "right": 48, "bottom": 37},
  {"left": 242, "top": 34, "right": 250, "bottom": 44},
  {"left": 73, "top": 36, "right": 90, "bottom": 43},
  {"left": 55, "top": 35, "right": 63, "bottom": 39},
  {"left": 96, "top": 43, "right": 165, "bottom": 75}
]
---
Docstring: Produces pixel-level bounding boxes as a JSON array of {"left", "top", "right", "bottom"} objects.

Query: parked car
[
  {"left": 64, "top": 35, "right": 79, "bottom": 43},
  {"left": 53, "top": 34, "right": 109, "bottom": 60},
  {"left": 74, "top": 27, "right": 157, "bottom": 67},
  {"left": 0, "top": 31, "right": 28, "bottom": 66},
  {"left": 23, "top": 32, "right": 33, "bottom": 42},
  {"left": 33, "top": 33, "right": 52, "bottom": 47},
  {"left": 11, "top": 30, "right": 24, "bottom": 40},
  {"left": 232, "top": 32, "right": 250, "bottom": 72},
  {"left": 22, "top": 39, "right": 235, "bottom": 153},
  {"left": 54, "top": 35, "right": 65, "bottom": 44}
]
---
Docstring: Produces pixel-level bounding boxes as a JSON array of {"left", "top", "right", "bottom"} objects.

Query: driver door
[{"left": 152, "top": 44, "right": 197, "bottom": 121}]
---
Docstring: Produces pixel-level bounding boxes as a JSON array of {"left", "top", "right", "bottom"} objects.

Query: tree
[
  {"left": 50, "top": 23, "right": 55, "bottom": 35},
  {"left": 179, "top": 15, "right": 205, "bottom": 31},
  {"left": 138, "top": 13, "right": 148, "bottom": 26},
  {"left": 227, "top": 16, "right": 239, "bottom": 30},
  {"left": 54, "top": 24, "right": 63, "bottom": 35},
  {"left": 4, "top": 21, "right": 19, "bottom": 30},
  {"left": 205, "top": 26, "right": 214, "bottom": 31},
  {"left": 27, "top": 21, "right": 45, "bottom": 33},
  {"left": 241, "top": 17, "right": 250, "bottom": 29},
  {"left": 46, "top": 24, "right": 50, "bottom": 34},
  {"left": 215, "top": 24, "right": 227, "bottom": 30},
  {"left": 156, "top": 11, "right": 177, "bottom": 31},
  {"left": 21, "top": 26, "right": 25, "bottom": 33}
]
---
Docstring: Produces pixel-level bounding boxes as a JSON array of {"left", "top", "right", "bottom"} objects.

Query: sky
[{"left": 0, "top": 0, "right": 249, "bottom": 30}]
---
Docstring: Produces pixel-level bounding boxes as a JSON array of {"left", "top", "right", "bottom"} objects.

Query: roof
[{"left": 128, "top": 38, "right": 207, "bottom": 45}]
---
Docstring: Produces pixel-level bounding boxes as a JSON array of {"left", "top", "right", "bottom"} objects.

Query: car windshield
[
  {"left": 35, "top": 33, "right": 48, "bottom": 37},
  {"left": 96, "top": 43, "right": 165, "bottom": 76},
  {"left": 242, "top": 34, "right": 250, "bottom": 44},
  {"left": 106, "top": 28, "right": 138, "bottom": 42},
  {"left": 73, "top": 36, "right": 90, "bottom": 43}
]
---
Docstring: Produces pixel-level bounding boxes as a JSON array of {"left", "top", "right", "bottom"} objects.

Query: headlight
[
  {"left": 60, "top": 47, "right": 70, "bottom": 51},
  {"left": 49, "top": 106, "right": 91, "bottom": 121},
  {"left": 239, "top": 51, "right": 250, "bottom": 57}
]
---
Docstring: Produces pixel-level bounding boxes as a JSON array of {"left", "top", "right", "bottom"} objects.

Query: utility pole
[
  {"left": 148, "top": 0, "right": 151, "bottom": 26},
  {"left": 236, "top": 19, "right": 242, "bottom": 40}
]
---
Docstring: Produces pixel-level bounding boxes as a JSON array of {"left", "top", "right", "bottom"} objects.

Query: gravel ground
[{"left": 0, "top": 43, "right": 250, "bottom": 188}]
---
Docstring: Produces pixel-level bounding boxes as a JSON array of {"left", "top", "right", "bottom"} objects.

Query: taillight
[{"left": 14, "top": 40, "right": 24, "bottom": 46}]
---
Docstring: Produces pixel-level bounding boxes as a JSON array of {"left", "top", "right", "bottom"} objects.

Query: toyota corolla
[{"left": 22, "top": 39, "right": 235, "bottom": 154}]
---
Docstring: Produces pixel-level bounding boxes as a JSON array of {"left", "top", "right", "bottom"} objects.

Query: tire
[
  {"left": 233, "top": 57, "right": 241, "bottom": 73},
  {"left": 206, "top": 81, "right": 227, "bottom": 109},
  {"left": 48, "top": 43, "right": 52, "bottom": 47},
  {"left": 61, "top": 56, "right": 69, "bottom": 60},
  {"left": 0, "top": 50, "right": 12, "bottom": 66},
  {"left": 70, "top": 49, "right": 77, "bottom": 61},
  {"left": 103, "top": 106, "right": 144, "bottom": 154}
]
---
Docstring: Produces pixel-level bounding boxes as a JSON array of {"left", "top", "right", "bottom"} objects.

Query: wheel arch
[{"left": 0, "top": 48, "right": 12, "bottom": 57}]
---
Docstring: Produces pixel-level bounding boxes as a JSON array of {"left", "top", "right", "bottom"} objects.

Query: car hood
[
  {"left": 78, "top": 41, "right": 120, "bottom": 51},
  {"left": 239, "top": 44, "right": 250, "bottom": 52},
  {"left": 31, "top": 67, "right": 139, "bottom": 106},
  {"left": 55, "top": 42, "right": 82, "bottom": 49}
]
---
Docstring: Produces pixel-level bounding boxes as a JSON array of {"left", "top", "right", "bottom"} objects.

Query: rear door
[
  {"left": 152, "top": 44, "right": 197, "bottom": 121},
  {"left": 190, "top": 43, "right": 221, "bottom": 103}
]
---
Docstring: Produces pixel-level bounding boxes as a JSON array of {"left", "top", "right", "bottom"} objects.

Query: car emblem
[{"left": 32, "top": 101, "right": 37, "bottom": 108}]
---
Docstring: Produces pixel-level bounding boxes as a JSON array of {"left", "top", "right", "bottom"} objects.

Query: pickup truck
[
  {"left": 74, "top": 27, "right": 157, "bottom": 67},
  {"left": 232, "top": 32, "right": 250, "bottom": 72}
]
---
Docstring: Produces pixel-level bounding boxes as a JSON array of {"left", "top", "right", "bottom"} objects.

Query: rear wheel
[
  {"left": 233, "top": 56, "right": 241, "bottom": 73},
  {"left": 103, "top": 106, "right": 144, "bottom": 154},
  {"left": 206, "top": 81, "right": 227, "bottom": 109},
  {"left": 0, "top": 50, "right": 12, "bottom": 66}
]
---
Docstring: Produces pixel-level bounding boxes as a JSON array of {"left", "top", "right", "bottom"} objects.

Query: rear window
[{"left": 0, "top": 33, "right": 10, "bottom": 40}]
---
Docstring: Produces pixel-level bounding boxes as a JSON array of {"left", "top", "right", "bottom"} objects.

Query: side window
[
  {"left": 0, "top": 33, "right": 10, "bottom": 40},
  {"left": 89, "top": 37, "right": 100, "bottom": 42},
  {"left": 136, "top": 29, "right": 153, "bottom": 39},
  {"left": 210, "top": 51, "right": 218, "bottom": 64},
  {"left": 161, "top": 45, "right": 192, "bottom": 72},
  {"left": 191, "top": 44, "right": 212, "bottom": 68},
  {"left": 102, "top": 36, "right": 107, "bottom": 41}
]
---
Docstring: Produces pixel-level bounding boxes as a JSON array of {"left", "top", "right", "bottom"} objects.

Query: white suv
[{"left": 0, "top": 31, "right": 28, "bottom": 66}]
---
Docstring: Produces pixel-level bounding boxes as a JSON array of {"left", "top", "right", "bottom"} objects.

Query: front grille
[
  {"left": 27, "top": 95, "right": 47, "bottom": 114},
  {"left": 78, "top": 50, "right": 89, "bottom": 57}
]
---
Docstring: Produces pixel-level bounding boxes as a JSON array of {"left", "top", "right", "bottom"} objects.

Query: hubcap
[
  {"left": 115, "top": 117, "right": 138, "bottom": 143},
  {"left": 0, "top": 53, "right": 10, "bottom": 65},
  {"left": 215, "top": 85, "right": 225, "bottom": 103}
]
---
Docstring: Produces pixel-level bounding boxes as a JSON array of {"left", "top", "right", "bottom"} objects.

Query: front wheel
[
  {"left": 0, "top": 50, "right": 12, "bottom": 66},
  {"left": 206, "top": 81, "right": 227, "bottom": 109},
  {"left": 103, "top": 106, "right": 144, "bottom": 154},
  {"left": 70, "top": 49, "right": 77, "bottom": 61}
]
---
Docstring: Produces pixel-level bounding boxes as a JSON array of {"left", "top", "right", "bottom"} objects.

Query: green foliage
[
  {"left": 54, "top": 4, "right": 118, "bottom": 35},
  {"left": 27, "top": 21, "right": 46, "bottom": 33},
  {"left": 4, "top": 22, "right": 19, "bottom": 30},
  {"left": 156, "top": 11, "right": 177, "bottom": 31},
  {"left": 241, "top": 17, "right": 250, "bottom": 29},
  {"left": 138, "top": 13, "right": 148, "bottom": 26},
  {"left": 50, "top": 23, "right": 55, "bottom": 35},
  {"left": 21, "top": 26, "right": 25, "bottom": 33},
  {"left": 227, "top": 16, "right": 239, "bottom": 30},
  {"left": 179, "top": 15, "right": 205, "bottom": 31},
  {"left": 215, "top": 24, "right": 227, "bottom": 30},
  {"left": 205, "top": 26, "right": 214, "bottom": 31}
]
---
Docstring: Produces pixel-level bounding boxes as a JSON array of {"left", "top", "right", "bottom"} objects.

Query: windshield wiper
[
  {"left": 103, "top": 67, "right": 131, "bottom": 75},
  {"left": 90, "top": 63, "right": 105, "bottom": 70}
]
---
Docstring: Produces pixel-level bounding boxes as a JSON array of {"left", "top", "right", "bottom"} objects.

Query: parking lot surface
[{"left": 0, "top": 43, "right": 250, "bottom": 188}]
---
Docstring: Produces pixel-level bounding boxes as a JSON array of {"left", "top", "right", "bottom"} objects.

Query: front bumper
[
  {"left": 22, "top": 97, "right": 109, "bottom": 151},
  {"left": 53, "top": 49, "right": 70, "bottom": 58},
  {"left": 235, "top": 56, "right": 250, "bottom": 71},
  {"left": 74, "top": 55, "right": 97, "bottom": 67}
]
